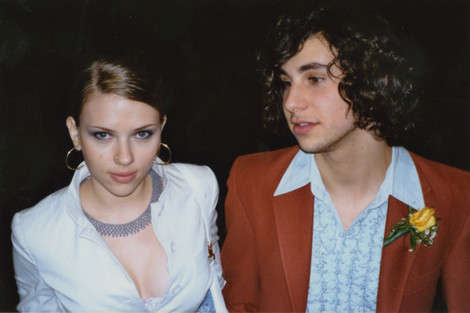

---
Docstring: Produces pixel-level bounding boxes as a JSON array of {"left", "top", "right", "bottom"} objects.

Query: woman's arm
[
  {"left": 12, "top": 214, "right": 64, "bottom": 312},
  {"left": 205, "top": 167, "right": 225, "bottom": 289}
]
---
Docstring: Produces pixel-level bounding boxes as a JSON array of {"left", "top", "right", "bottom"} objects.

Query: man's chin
[
  {"left": 299, "top": 144, "right": 326, "bottom": 154},
  {"left": 297, "top": 142, "right": 326, "bottom": 155}
]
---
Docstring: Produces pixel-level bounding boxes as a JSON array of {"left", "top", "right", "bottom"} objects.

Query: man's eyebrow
[
  {"left": 299, "top": 62, "right": 328, "bottom": 72},
  {"left": 279, "top": 62, "right": 328, "bottom": 77}
]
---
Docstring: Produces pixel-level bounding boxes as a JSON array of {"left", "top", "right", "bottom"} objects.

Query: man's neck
[{"left": 314, "top": 130, "right": 392, "bottom": 229}]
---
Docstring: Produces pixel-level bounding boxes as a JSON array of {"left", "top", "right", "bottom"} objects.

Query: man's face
[{"left": 280, "top": 33, "right": 357, "bottom": 154}]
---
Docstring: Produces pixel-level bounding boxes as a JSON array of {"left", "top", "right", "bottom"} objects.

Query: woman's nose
[{"left": 114, "top": 140, "right": 134, "bottom": 166}]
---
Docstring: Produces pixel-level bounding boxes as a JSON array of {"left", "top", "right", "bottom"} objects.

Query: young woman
[{"left": 12, "top": 58, "right": 227, "bottom": 312}]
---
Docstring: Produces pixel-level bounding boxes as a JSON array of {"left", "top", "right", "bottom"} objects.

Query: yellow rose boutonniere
[{"left": 384, "top": 206, "right": 440, "bottom": 252}]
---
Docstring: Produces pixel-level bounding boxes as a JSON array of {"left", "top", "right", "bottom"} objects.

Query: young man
[{"left": 221, "top": 7, "right": 470, "bottom": 313}]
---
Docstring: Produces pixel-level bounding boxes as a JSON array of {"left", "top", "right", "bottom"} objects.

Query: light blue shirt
[{"left": 274, "top": 146, "right": 424, "bottom": 313}]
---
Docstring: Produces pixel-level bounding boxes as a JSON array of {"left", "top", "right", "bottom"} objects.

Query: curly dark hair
[{"left": 259, "top": 6, "right": 421, "bottom": 146}]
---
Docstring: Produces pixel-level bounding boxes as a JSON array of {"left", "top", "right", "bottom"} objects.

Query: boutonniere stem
[{"left": 384, "top": 206, "right": 440, "bottom": 252}]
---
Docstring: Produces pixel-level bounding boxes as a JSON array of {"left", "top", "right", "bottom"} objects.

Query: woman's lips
[
  {"left": 292, "top": 122, "right": 317, "bottom": 135},
  {"left": 109, "top": 171, "right": 137, "bottom": 183}
]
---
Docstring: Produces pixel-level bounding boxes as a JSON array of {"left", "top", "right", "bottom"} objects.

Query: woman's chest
[{"left": 34, "top": 197, "right": 212, "bottom": 311}]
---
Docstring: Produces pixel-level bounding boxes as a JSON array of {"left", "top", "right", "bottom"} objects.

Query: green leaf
[
  {"left": 416, "top": 231, "right": 426, "bottom": 241},
  {"left": 396, "top": 223, "right": 410, "bottom": 231},
  {"left": 410, "top": 231, "right": 417, "bottom": 251},
  {"left": 408, "top": 206, "right": 417, "bottom": 215},
  {"left": 384, "top": 227, "right": 410, "bottom": 247}
]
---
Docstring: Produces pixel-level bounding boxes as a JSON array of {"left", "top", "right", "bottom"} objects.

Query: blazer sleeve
[
  {"left": 179, "top": 164, "right": 228, "bottom": 313},
  {"left": 221, "top": 158, "right": 260, "bottom": 312},
  {"left": 441, "top": 206, "right": 470, "bottom": 312},
  {"left": 204, "top": 166, "right": 225, "bottom": 289},
  {"left": 11, "top": 213, "right": 64, "bottom": 312},
  {"left": 179, "top": 164, "right": 225, "bottom": 289}
]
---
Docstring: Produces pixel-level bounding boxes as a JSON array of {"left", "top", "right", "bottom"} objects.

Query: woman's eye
[
  {"left": 136, "top": 130, "right": 153, "bottom": 139},
  {"left": 93, "top": 132, "right": 110, "bottom": 140}
]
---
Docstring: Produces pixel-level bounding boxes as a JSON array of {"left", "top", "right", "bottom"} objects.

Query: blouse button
[{"left": 173, "top": 284, "right": 181, "bottom": 294}]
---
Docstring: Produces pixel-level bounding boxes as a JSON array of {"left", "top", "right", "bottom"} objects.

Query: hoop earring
[
  {"left": 153, "top": 143, "right": 172, "bottom": 166},
  {"left": 65, "top": 147, "right": 84, "bottom": 171}
]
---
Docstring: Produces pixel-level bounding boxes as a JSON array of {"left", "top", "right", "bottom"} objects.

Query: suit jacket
[
  {"left": 221, "top": 146, "right": 470, "bottom": 313},
  {"left": 12, "top": 162, "right": 227, "bottom": 312}
]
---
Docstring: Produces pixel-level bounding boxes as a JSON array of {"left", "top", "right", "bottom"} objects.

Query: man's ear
[
  {"left": 66, "top": 116, "right": 81, "bottom": 150},
  {"left": 161, "top": 115, "right": 167, "bottom": 131}
]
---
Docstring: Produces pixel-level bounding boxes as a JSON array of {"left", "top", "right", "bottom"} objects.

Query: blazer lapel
[
  {"left": 272, "top": 184, "right": 313, "bottom": 312},
  {"left": 377, "top": 151, "right": 444, "bottom": 312},
  {"left": 377, "top": 167, "right": 436, "bottom": 313},
  {"left": 377, "top": 196, "right": 417, "bottom": 312}
]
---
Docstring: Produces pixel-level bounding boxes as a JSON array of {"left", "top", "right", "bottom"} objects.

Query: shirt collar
[
  {"left": 391, "top": 146, "right": 425, "bottom": 209},
  {"left": 273, "top": 149, "right": 311, "bottom": 196},
  {"left": 273, "top": 146, "right": 425, "bottom": 210},
  {"left": 65, "top": 162, "right": 92, "bottom": 226}
]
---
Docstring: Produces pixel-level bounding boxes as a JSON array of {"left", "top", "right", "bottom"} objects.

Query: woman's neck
[{"left": 79, "top": 174, "right": 152, "bottom": 224}]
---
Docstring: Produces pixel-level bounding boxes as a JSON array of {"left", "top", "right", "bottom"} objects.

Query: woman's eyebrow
[
  {"left": 86, "top": 124, "right": 157, "bottom": 132},
  {"left": 87, "top": 126, "right": 114, "bottom": 132},
  {"left": 134, "top": 124, "right": 158, "bottom": 131}
]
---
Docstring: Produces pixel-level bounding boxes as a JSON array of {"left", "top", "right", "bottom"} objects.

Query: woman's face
[{"left": 66, "top": 92, "right": 166, "bottom": 199}]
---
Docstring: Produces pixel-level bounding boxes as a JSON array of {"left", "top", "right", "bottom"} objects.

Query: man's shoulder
[
  {"left": 226, "top": 146, "right": 299, "bottom": 196},
  {"left": 231, "top": 146, "right": 299, "bottom": 176},
  {"left": 224, "top": 146, "right": 299, "bottom": 205},
  {"left": 410, "top": 151, "right": 470, "bottom": 188}
]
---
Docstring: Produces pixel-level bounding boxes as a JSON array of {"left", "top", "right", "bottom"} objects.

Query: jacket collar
[{"left": 63, "top": 162, "right": 100, "bottom": 239}]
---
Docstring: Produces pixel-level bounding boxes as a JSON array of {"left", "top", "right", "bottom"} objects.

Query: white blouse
[{"left": 12, "top": 161, "right": 225, "bottom": 312}]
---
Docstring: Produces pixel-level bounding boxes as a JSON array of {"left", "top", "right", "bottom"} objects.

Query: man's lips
[
  {"left": 109, "top": 171, "right": 137, "bottom": 183},
  {"left": 292, "top": 121, "right": 317, "bottom": 135}
]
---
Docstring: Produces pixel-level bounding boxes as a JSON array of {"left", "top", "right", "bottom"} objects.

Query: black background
[{"left": 1, "top": 0, "right": 469, "bottom": 310}]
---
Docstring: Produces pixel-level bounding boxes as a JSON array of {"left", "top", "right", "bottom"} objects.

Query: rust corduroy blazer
[{"left": 221, "top": 146, "right": 470, "bottom": 313}]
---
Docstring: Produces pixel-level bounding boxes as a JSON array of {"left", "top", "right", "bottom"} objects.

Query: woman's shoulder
[
  {"left": 12, "top": 186, "right": 71, "bottom": 235},
  {"left": 160, "top": 162, "right": 219, "bottom": 205},
  {"left": 168, "top": 163, "right": 215, "bottom": 180},
  {"left": 160, "top": 163, "right": 217, "bottom": 188}
]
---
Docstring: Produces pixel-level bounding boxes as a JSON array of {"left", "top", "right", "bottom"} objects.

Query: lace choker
[{"left": 84, "top": 170, "right": 163, "bottom": 237}]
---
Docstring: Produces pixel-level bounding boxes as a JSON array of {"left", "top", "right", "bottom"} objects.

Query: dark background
[{"left": 1, "top": 0, "right": 469, "bottom": 311}]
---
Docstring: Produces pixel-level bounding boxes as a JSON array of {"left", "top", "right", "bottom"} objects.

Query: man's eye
[
  {"left": 308, "top": 76, "right": 324, "bottom": 83},
  {"left": 280, "top": 79, "right": 291, "bottom": 87},
  {"left": 93, "top": 132, "right": 110, "bottom": 140},
  {"left": 136, "top": 130, "right": 153, "bottom": 139}
]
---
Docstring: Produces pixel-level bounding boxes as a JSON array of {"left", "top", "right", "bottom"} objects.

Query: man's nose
[{"left": 283, "top": 83, "right": 309, "bottom": 113}]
